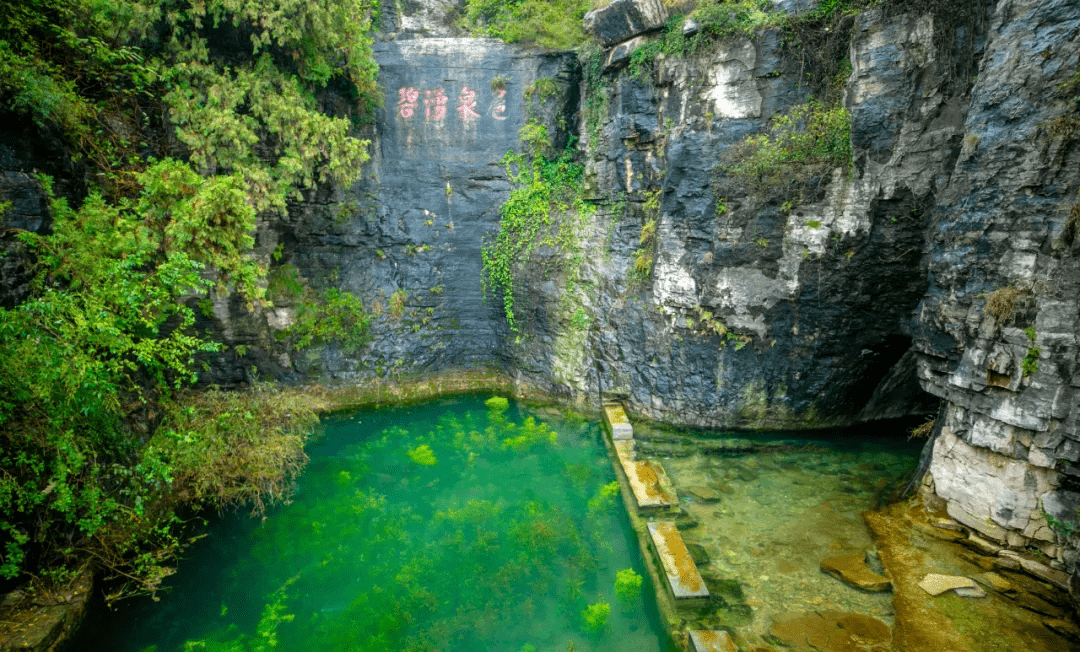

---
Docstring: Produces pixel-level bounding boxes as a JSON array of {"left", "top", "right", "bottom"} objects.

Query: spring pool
[{"left": 83, "top": 395, "right": 675, "bottom": 652}]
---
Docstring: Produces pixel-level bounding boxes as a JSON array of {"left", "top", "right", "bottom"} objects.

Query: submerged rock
[
  {"left": 821, "top": 554, "right": 892, "bottom": 592},
  {"left": 769, "top": 611, "right": 891, "bottom": 652},
  {"left": 685, "top": 486, "right": 722, "bottom": 503}
]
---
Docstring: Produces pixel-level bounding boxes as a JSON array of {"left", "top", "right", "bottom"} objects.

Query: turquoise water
[{"left": 84, "top": 395, "right": 674, "bottom": 652}]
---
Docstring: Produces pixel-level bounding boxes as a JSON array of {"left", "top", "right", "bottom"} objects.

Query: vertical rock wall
[{"left": 911, "top": 0, "right": 1080, "bottom": 595}]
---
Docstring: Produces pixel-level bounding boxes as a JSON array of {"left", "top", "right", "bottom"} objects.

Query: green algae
[{"left": 88, "top": 396, "right": 673, "bottom": 652}]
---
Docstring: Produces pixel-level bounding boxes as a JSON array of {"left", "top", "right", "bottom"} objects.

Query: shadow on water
[{"left": 72, "top": 394, "right": 677, "bottom": 652}]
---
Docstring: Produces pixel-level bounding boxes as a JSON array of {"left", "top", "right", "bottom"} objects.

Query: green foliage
[
  {"left": 628, "top": 2, "right": 778, "bottom": 80},
  {"left": 614, "top": 568, "right": 643, "bottom": 601},
  {"left": 722, "top": 99, "right": 852, "bottom": 202},
  {"left": 389, "top": 290, "right": 408, "bottom": 320},
  {"left": 1043, "top": 509, "right": 1077, "bottom": 539},
  {"left": 582, "top": 600, "right": 611, "bottom": 632},
  {"left": 459, "top": 0, "right": 590, "bottom": 50},
  {"left": 0, "top": 0, "right": 381, "bottom": 594},
  {"left": 500, "top": 417, "right": 558, "bottom": 451},
  {"left": 806, "top": 219, "right": 822, "bottom": 229},
  {"left": 581, "top": 45, "right": 608, "bottom": 152},
  {"left": 288, "top": 288, "right": 372, "bottom": 354},
  {"left": 0, "top": 0, "right": 377, "bottom": 206},
  {"left": 151, "top": 386, "right": 318, "bottom": 515},
  {"left": 267, "top": 264, "right": 305, "bottom": 302},
  {"left": 1022, "top": 346, "right": 1041, "bottom": 378},
  {"left": 524, "top": 77, "right": 559, "bottom": 102},
  {"left": 407, "top": 444, "right": 438, "bottom": 466},
  {"left": 181, "top": 578, "right": 297, "bottom": 651},
  {"left": 481, "top": 147, "right": 593, "bottom": 331},
  {"left": 714, "top": 196, "right": 728, "bottom": 216}
]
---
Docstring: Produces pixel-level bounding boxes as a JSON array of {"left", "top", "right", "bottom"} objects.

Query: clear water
[{"left": 84, "top": 395, "right": 675, "bottom": 652}]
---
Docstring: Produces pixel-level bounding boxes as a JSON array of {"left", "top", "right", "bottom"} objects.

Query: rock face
[
  {"left": 168, "top": 0, "right": 1080, "bottom": 607},
  {"left": 3, "top": 0, "right": 1080, "bottom": 618},
  {"left": 584, "top": 0, "right": 669, "bottom": 47}
]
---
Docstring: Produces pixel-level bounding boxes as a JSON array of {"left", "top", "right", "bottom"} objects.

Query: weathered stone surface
[
  {"left": 584, "top": 0, "right": 668, "bottom": 47},
  {"left": 379, "top": 0, "right": 465, "bottom": 37},
  {"left": 917, "top": 573, "right": 980, "bottom": 596},
  {"left": 604, "top": 402, "right": 634, "bottom": 440},
  {"left": 688, "top": 629, "right": 737, "bottom": 652},
  {"left": 769, "top": 611, "right": 891, "bottom": 652},
  {"left": 821, "top": 555, "right": 892, "bottom": 592},
  {"left": 685, "top": 486, "right": 722, "bottom": 503},
  {"left": 930, "top": 429, "right": 1057, "bottom": 542},
  {"left": 648, "top": 521, "right": 709, "bottom": 599},
  {"left": 614, "top": 440, "right": 672, "bottom": 509},
  {"left": 977, "top": 572, "right": 1019, "bottom": 596},
  {"left": 0, "top": 570, "right": 92, "bottom": 652},
  {"left": 962, "top": 534, "right": 1002, "bottom": 556},
  {"left": 1042, "top": 618, "right": 1080, "bottom": 643}
]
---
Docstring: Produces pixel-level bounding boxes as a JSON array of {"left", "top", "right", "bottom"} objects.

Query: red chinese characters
[
  {"left": 424, "top": 88, "right": 448, "bottom": 120},
  {"left": 396, "top": 84, "right": 506, "bottom": 124},
  {"left": 489, "top": 89, "right": 507, "bottom": 121},
  {"left": 457, "top": 86, "right": 480, "bottom": 121},
  {"left": 397, "top": 87, "right": 419, "bottom": 118}
]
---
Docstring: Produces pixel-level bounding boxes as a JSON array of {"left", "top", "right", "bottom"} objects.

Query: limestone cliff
[{"left": 3, "top": 0, "right": 1079, "bottom": 614}]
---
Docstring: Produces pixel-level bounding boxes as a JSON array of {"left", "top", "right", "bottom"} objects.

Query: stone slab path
[{"left": 649, "top": 521, "right": 710, "bottom": 600}]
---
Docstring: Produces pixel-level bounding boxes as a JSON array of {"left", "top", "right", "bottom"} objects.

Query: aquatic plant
[
  {"left": 407, "top": 444, "right": 438, "bottom": 466},
  {"left": 501, "top": 417, "right": 558, "bottom": 451},
  {"left": 581, "top": 600, "right": 611, "bottom": 632},
  {"left": 587, "top": 481, "right": 621, "bottom": 514},
  {"left": 485, "top": 396, "right": 510, "bottom": 412},
  {"left": 614, "top": 568, "right": 643, "bottom": 602}
]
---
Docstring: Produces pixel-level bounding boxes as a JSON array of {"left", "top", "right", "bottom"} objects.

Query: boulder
[{"left": 583, "top": 0, "right": 668, "bottom": 47}]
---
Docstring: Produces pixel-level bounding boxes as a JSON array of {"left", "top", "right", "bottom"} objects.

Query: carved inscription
[{"left": 395, "top": 83, "right": 510, "bottom": 125}]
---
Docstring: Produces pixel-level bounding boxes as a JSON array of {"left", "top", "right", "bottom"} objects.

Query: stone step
[
  {"left": 614, "top": 441, "right": 672, "bottom": 509},
  {"left": 648, "top": 521, "right": 710, "bottom": 600},
  {"left": 603, "top": 402, "right": 634, "bottom": 440},
  {"left": 688, "top": 630, "right": 737, "bottom": 652}
]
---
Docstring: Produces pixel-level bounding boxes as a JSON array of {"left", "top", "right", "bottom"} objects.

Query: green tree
[{"left": 0, "top": 0, "right": 379, "bottom": 596}]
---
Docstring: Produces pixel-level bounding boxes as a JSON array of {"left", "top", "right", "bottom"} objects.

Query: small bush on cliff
[
  {"left": 983, "top": 286, "right": 1022, "bottom": 324},
  {"left": 459, "top": 0, "right": 590, "bottom": 50},
  {"left": 721, "top": 99, "right": 852, "bottom": 202},
  {"left": 627, "top": 2, "right": 779, "bottom": 79}
]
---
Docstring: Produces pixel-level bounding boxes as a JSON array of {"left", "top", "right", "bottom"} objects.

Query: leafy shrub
[
  {"left": 459, "top": 0, "right": 590, "bottom": 50},
  {"left": 722, "top": 99, "right": 852, "bottom": 202},
  {"left": 152, "top": 386, "right": 318, "bottom": 514},
  {"left": 0, "top": 0, "right": 381, "bottom": 596},
  {"left": 628, "top": 2, "right": 778, "bottom": 79},
  {"left": 288, "top": 288, "right": 373, "bottom": 354}
]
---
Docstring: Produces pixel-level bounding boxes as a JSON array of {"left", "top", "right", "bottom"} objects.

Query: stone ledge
[{"left": 648, "top": 521, "right": 710, "bottom": 600}]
